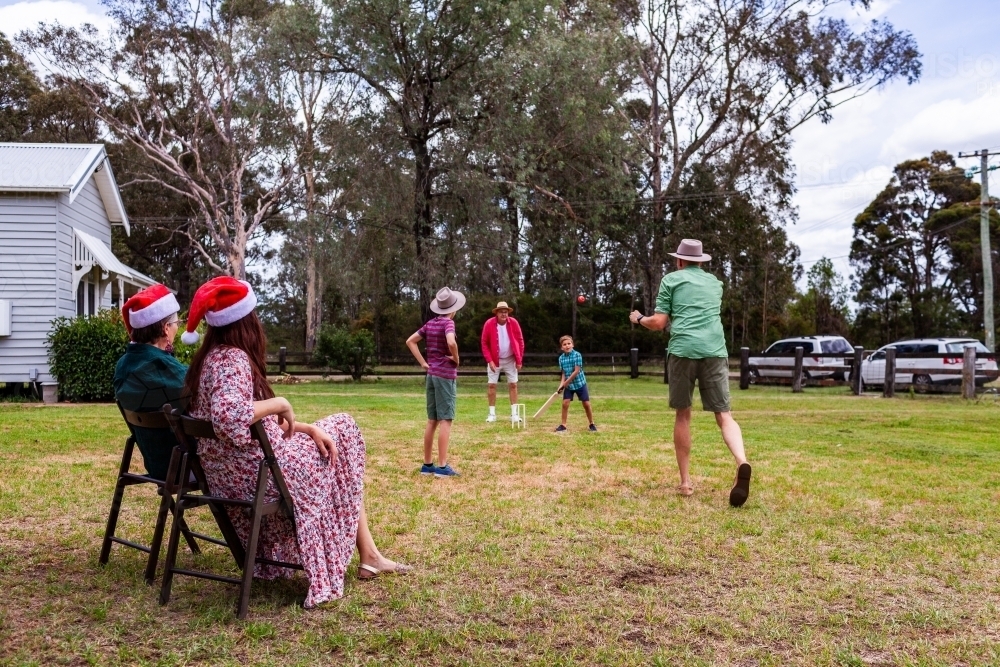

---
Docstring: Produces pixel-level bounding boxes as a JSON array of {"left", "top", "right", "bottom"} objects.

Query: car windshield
[
  {"left": 945, "top": 341, "right": 990, "bottom": 353},
  {"left": 820, "top": 339, "right": 851, "bottom": 353}
]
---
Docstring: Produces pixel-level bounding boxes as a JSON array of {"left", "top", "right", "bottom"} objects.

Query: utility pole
[{"left": 958, "top": 148, "right": 1000, "bottom": 351}]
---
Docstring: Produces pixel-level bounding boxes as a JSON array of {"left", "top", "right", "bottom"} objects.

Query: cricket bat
[{"left": 533, "top": 389, "right": 562, "bottom": 419}]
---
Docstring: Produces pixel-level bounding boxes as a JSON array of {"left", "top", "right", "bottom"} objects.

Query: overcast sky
[{"left": 3, "top": 0, "right": 998, "bottom": 287}]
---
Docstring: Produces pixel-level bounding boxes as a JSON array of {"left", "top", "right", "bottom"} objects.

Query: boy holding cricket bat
[{"left": 555, "top": 335, "right": 596, "bottom": 432}]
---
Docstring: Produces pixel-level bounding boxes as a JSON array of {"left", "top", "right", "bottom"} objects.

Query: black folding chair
[
  {"left": 99, "top": 403, "right": 228, "bottom": 583},
  {"left": 160, "top": 406, "right": 302, "bottom": 619}
]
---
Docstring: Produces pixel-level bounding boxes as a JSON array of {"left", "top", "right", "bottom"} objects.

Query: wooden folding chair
[
  {"left": 99, "top": 403, "right": 229, "bottom": 583},
  {"left": 160, "top": 406, "right": 302, "bottom": 619}
]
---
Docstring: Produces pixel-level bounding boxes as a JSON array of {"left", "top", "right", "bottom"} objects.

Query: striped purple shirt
[{"left": 418, "top": 316, "right": 457, "bottom": 379}]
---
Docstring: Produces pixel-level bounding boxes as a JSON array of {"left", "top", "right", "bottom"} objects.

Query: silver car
[{"left": 751, "top": 336, "right": 853, "bottom": 383}]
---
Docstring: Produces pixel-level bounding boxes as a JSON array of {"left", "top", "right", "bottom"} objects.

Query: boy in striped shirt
[{"left": 556, "top": 335, "right": 597, "bottom": 432}]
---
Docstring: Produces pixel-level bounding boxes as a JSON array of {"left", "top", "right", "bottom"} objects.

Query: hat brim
[
  {"left": 492, "top": 306, "right": 513, "bottom": 315},
  {"left": 430, "top": 291, "right": 466, "bottom": 314},
  {"left": 669, "top": 252, "right": 712, "bottom": 262}
]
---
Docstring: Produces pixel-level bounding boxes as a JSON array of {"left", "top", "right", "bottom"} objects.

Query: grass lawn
[{"left": 2, "top": 377, "right": 1000, "bottom": 666}]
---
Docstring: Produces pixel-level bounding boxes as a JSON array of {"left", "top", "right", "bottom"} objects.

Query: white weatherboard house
[{"left": 0, "top": 143, "right": 156, "bottom": 400}]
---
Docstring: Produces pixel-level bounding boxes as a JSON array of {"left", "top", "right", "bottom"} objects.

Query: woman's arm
[
  {"left": 253, "top": 397, "right": 295, "bottom": 438},
  {"left": 294, "top": 421, "right": 335, "bottom": 459}
]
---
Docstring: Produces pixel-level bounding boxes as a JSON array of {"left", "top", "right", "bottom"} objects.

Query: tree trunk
[{"left": 413, "top": 138, "right": 434, "bottom": 321}]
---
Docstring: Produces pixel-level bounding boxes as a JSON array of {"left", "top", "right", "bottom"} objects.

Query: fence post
[
  {"left": 883, "top": 348, "right": 896, "bottom": 398},
  {"left": 792, "top": 346, "right": 804, "bottom": 393},
  {"left": 739, "top": 347, "right": 750, "bottom": 390},
  {"left": 629, "top": 348, "right": 639, "bottom": 379},
  {"left": 279, "top": 346, "right": 287, "bottom": 375},
  {"left": 962, "top": 344, "right": 977, "bottom": 399},
  {"left": 852, "top": 346, "right": 864, "bottom": 395},
  {"left": 663, "top": 348, "right": 669, "bottom": 384}
]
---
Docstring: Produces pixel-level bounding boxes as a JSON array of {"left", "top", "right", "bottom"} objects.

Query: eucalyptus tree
[
  {"left": 621, "top": 0, "right": 922, "bottom": 310},
  {"left": 851, "top": 151, "right": 981, "bottom": 345},
  {"left": 318, "top": 0, "right": 560, "bottom": 316},
  {"left": 20, "top": 0, "right": 299, "bottom": 279}
]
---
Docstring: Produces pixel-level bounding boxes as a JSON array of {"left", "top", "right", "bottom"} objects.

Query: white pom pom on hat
[{"left": 182, "top": 276, "right": 257, "bottom": 344}]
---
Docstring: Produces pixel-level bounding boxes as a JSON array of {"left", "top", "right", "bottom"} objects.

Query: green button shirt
[{"left": 655, "top": 266, "right": 728, "bottom": 359}]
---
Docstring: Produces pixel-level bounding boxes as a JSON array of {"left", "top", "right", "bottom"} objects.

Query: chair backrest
[
  {"left": 119, "top": 404, "right": 170, "bottom": 430},
  {"left": 162, "top": 405, "right": 296, "bottom": 518}
]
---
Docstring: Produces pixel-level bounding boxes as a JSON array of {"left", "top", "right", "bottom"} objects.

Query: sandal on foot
[
  {"left": 358, "top": 562, "right": 412, "bottom": 580},
  {"left": 677, "top": 484, "right": 694, "bottom": 497},
  {"left": 729, "top": 463, "right": 752, "bottom": 508}
]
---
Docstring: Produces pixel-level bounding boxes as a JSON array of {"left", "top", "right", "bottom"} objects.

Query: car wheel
[
  {"left": 800, "top": 369, "right": 811, "bottom": 383},
  {"left": 913, "top": 374, "right": 932, "bottom": 393},
  {"left": 833, "top": 371, "right": 846, "bottom": 382},
  {"left": 748, "top": 368, "right": 760, "bottom": 385}
]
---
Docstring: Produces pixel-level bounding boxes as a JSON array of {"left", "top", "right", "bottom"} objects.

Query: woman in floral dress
[{"left": 181, "top": 277, "right": 407, "bottom": 609}]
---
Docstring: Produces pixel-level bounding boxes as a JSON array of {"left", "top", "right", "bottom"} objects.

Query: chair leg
[
  {"left": 99, "top": 474, "right": 129, "bottom": 566},
  {"left": 237, "top": 461, "right": 269, "bottom": 620},
  {"left": 159, "top": 454, "right": 189, "bottom": 606}
]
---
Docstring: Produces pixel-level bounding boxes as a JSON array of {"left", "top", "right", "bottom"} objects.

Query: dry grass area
[{"left": 2, "top": 377, "right": 1000, "bottom": 666}]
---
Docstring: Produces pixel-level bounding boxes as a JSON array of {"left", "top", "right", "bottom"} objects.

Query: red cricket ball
[{"left": 576, "top": 295, "right": 586, "bottom": 304}]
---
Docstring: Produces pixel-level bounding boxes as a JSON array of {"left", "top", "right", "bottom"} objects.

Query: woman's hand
[{"left": 301, "top": 424, "right": 337, "bottom": 460}]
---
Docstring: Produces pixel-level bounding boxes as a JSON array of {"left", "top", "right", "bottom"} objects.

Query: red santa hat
[
  {"left": 181, "top": 276, "right": 257, "bottom": 345},
  {"left": 121, "top": 284, "right": 180, "bottom": 335}
]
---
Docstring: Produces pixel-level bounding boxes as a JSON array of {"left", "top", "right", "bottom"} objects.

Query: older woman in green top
[
  {"left": 112, "top": 285, "right": 188, "bottom": 480},
  {"left": 630, "top": 239, "right": 752, "bottom": 507}
]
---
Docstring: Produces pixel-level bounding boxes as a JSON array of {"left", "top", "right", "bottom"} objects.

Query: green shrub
[
  {"left": 312, "top": 326, "right": 376, "bottom": 381},
  {"left": 171, "top": 320, "right": 204, "bottom": 365},
  {"left": 47, "top": 309, "right": 129, "bottom": 401}
]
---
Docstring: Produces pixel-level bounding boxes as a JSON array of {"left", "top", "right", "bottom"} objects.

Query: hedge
[{"left": 47, "top": 309, "right": 129, "bottom": 402}]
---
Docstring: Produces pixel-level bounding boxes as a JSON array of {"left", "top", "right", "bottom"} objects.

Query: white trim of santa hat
[
  {"left": 121, "top": 284, "right": 180, "bottom": 334},
  {"left": 181, "top": 276, "right": 257, "bottom": 345}
]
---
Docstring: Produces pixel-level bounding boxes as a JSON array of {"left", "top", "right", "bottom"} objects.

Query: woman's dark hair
[
  {"left": 183, "top": 311, "right": 275, "bottom": 403},
  {"left": 131, "top": 315, "right": 172, "bottom": 345}
]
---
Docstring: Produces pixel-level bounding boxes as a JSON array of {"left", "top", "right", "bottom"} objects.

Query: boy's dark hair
[
  {"left": 131, "top": 315, "right": 172, "bottom": 345},
  {"left": 559, "top": 335, "right": 573, "bottom": 346}
]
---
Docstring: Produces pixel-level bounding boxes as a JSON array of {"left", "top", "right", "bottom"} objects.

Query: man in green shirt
[{"left": 630, "top": 239, "right": 752, "bottom": 507}]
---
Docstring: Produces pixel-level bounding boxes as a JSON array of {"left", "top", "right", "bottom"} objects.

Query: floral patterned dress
[{"left": 188, "top": 345, "right": 366, "bottom": 608}]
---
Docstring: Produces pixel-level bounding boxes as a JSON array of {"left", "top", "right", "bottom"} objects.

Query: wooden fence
[
  {"left": 734, "top": 345, "right": 997, "bottom": 398},
  {"left": 267, "top": 344, "right": 996, "bottom": 399},
  {"left": 266, "top": 348, "right": 664, "bottom": 378}
]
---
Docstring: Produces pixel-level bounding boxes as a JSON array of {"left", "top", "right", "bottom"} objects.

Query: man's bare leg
[
  {"left": 423, "top": 420, "right": 437, "bottom": 465},
  {"left": 714, "top": 412, "right": 748, "bottom": 465},
  {"left": 437, "top": 419, "right": 452, "bottom": 465},
  {"left": 508, "top": 382, "right": 518, "bottom": 406},
  {"left": 487, "top": 383, "right": 497, "bottom": 407},
  {"left": 674, "top": 408, "right": 693, "bottom": 489}
]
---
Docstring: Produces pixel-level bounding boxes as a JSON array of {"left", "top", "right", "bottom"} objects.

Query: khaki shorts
[
  {"left": 486, "top": 356, "right": 518, "bottom": 384},
  {"left": 668, "top": 355, "right": 731, "bottom": 413}
]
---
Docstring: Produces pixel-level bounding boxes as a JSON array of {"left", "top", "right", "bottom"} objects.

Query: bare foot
[{"left": 677, "top": 484, "right": 694, "bottom": 497}]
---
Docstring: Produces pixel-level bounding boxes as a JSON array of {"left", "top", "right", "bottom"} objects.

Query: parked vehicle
[
  {"left": 859, "top": 338, "right": 998, "bottom": 391},
  {"left": 750, "top": 336, "right": 853, "bottom": 383}
]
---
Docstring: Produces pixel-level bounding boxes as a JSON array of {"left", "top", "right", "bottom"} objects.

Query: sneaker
[
  {"left": 486, "top": 414, "right": 496, "bottom": 423},
  {"left": 554, "top": 425, "right": 567, "bottom": 432},
  {"left": 420, "top": 463, "right": 436, "bottom": 475},
  {"left": 588, "top": 423, "right": 597, "bottom": 432},
  {"left": 434, "top": 464, "right": 461, "bottom": 478}
]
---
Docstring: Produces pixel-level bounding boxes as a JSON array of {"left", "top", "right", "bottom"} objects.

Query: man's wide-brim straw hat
[
  {"left": 668, "top": 238, "right": 712, "bottom": 262},
  {"left": 492, "top": 301, "right": 513, "bottom": 314},
  {"left": 430, "top": 286, "right": 466, "bottom": 315}
]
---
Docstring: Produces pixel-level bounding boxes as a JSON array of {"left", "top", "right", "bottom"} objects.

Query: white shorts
[{"left": 487, "top": 357, "right": 519, "bottom": 384}]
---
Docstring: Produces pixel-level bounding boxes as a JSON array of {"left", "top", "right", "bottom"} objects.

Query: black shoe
[
  {"left": 588, "top": 423, "right": 597, "bottom": 432},
  {"left": 729, "top": 463, "right": 752, "bottom": 507},
  {"left": 554, "top": 425, "right": 567, "bottom": 432}
]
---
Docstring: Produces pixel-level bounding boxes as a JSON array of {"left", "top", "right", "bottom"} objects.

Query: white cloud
[{"left": 0, "top": 0, "right": 111, "bottom": 40}]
